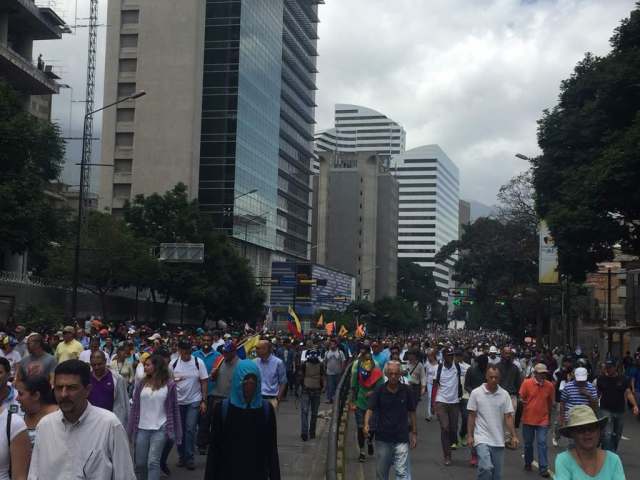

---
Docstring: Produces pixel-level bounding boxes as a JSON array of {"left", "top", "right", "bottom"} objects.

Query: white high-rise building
[
  {"left": 390, "top": 145, "right": 460, "bottom": 292},
  {"left": 314, "top": 104, "right": 406, "bottom": 172}
]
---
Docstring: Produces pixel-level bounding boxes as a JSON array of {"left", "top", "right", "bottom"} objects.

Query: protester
[
  {"left": 456, "top": 348, "right": 472, "bottom": 448},
  {"left": 210, "top": 341, "right": 239, "bottom": 404},
  {"left": 171, "top": 339, "right": 208, "bottom": 470},
  {"left": 204, "top": 359, "right": 280, "bottom": 479},
  {"left": 0, "top": 357, "right": 19, "bottom": 413},
  {"left": 519, "top": 363, "right": 554, "bottom": 477},
  {"left": 324, "top": 338, "right": 346, "bottom": 404},
  {"left": 79, "top": 336, "right": 101, "bottom": 363},
  {"left": 111, "top": 343, "right": 135, "bottom": 390},
  {"left": 352, "top": 353, "right": 385, "bottom": 462},
  {"left": 596, "top": 359, "right": 639, "bottom": 452},
  {"left": 15, "top": 334, "right": 56, "bottom": 383},
  {"left": 497, "top": 346, "right": 522, "bottom": 447},
  {"left": 433, "top": 346, "right": 462, "bottom": 466},
  {"left": 299, "top": 349, "right": 324, "bottom": 441},
  {"left": 28, "top": 359, "right": 135, "bottom": 479},
  {"left": 15, "top": 375, "right": 58, "bottom": 447},
  {"left": 128, "top": 354, "right": 182, "bottom": 480},
  {"left": 364, "top": 360, "right": 417, "bottom": 480},
  {"left": 0, "top": 399, "right": 30, "bottom": 480},
  {"left": 88, "top": 350, "right": 130, "bottom": 427},
  {"left": 54, "top": 326, "right": 84, "bottom": 363},
  {"left": 424, "top": 348, "right": 438, "bottom": 421},
  {"left": 404, "top": 349, "right": 426, "bottom": 405},
  {"left": 560, "top": 367, "right": 598, "bottom": 427},
  {"left": 255, "top": 340, "right": 287, "bottom": 410},
  {"left": 13, "top": 326, "right": 28, "bottom": 358},
  {"left": 467, "top": 365, "right": 519, "bottom": 480},
  {"left": 0, "top": 336, "right": 22, "bottom": 376},
  {"left": 465, "top": 353, "right": 489, "bottom": 466},
  {"left": 555, "top": 405, "right": 625, "bottom": 479},
  {"left": 194, "top": 334, "right": 221, "bottom": 454}
]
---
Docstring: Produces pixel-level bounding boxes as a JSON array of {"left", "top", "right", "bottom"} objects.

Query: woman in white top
[
  {"left": 424, "top": 348, "right": 439, "bottom": 421},
  {"left": 127, "top": 354, "right": 181, "bottom": 480},
  {"left": 0, "top": 406, "right": 30, "bottom": 480}
]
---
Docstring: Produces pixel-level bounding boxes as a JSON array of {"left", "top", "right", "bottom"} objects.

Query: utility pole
[{"left": 607, "top": 267, "right": 613, "bottom": 356}]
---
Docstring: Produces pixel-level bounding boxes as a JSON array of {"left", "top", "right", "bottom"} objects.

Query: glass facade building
[
  {"left": 390, "top": 145, "right": 460, "bottom": 292},
  {"left": 199, "top": 0, "right": 320, "bottom": 258}
]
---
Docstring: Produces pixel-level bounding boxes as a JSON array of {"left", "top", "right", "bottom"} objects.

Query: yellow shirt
[{"left": 55, "top": 340, "right": 84, "bottom": 362}]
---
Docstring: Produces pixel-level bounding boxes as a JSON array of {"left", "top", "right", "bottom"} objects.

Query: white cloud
[{"left": 37, "top": 0, "right": 635, "bottom": 204}]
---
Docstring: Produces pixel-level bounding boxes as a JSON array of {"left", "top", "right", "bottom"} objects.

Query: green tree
[
  {"left": 46, "top": 211, "right": 154, "bottom": 319},
  {"left": 0, "top": 81, "right": 67, "bottom": 265},
  {"left": 532, "top": 4, "right": 640, "bottom": 280},
  {"left": 397, "top": 259, "right": 442, "bottom": 320}
]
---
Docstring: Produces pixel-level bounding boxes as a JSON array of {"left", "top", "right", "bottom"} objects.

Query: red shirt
[{"left": 519, "top": 377, "right": 554, "bottom": 426}]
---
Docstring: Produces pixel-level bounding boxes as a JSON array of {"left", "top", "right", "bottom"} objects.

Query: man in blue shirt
[
  {"left": 372, "top": 341, "right": 390, "bottom": 370},
  {"left": 255, "top": 340, "right": 287, "bottom": 410},
  {"left": 194, "top": 334, "right": 221, "bottom": 455}
]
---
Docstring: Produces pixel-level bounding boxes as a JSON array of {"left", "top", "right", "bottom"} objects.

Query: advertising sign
[{"left": 539, "top": 221, "right": 559, "bottom": 284}]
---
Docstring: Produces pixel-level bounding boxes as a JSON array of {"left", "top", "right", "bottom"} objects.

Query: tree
[
  {"left": 0, "top": 81, "right": 67, "bottom": 264},
  {"left": 397, "top": 259, "right": 442, "bottom": 320},
  {"left": 532, "top": 5, "right": 640, "bottom": 280},
  {"left": 46, "top": 211, "right": 154, "bottom": 319}
]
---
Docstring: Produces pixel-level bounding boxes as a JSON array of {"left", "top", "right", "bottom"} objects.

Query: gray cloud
[{"left": 37, "top": 0, "right": 635, "bottom": 204}]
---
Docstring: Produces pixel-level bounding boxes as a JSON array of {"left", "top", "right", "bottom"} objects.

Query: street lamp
[
  {"left": 71, "top": 90, "right": 147, "bottom": 320},
  {"left": 515, "top": 153, "right": 533, "bottom": 161}
]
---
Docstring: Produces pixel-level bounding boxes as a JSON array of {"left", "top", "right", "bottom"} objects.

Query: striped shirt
[{"left": 560, "top": 380, "right": 597, "bottom": 419}]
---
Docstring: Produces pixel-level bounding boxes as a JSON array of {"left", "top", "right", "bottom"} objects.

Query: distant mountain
[{"left": 465, "top": 199, "right": 496, "bottom": 221}]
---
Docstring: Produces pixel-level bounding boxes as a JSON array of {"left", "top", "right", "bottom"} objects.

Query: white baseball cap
[
  {"left": 489, "top": 346, "right": 499, "bottom": 354},
  {"left": 575, "top": 367, "right": 588, "bottom": 381}
]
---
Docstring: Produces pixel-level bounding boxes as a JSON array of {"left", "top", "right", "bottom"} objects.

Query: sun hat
[
  {"left": 574, "top": 367, "right": 588, "bottom": 381},
  {"left": 148, "top": 333, "right": 161, "bottom": 341},
  {"left": 559, "top": 405, "right": 607, "bottom": 437},
  {"left": 489, "top": 346, "right": 499, "bottom": 354},
  {"left": 533, "top": 363, "right": 548, "bottom": 374}
]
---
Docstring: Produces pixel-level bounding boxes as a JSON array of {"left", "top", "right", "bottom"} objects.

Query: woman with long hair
[
  {"left": 15, "top": 375, "right": 58, "bottom": 447},
  {"left": 424, "top": 348, "right": 439, "bottom": 421},
  {"left": 128, "top": 354, "right": 181, "bottom": 480}
]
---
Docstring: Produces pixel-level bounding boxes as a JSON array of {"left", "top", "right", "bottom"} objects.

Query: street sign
[{"left": 158, "top": 243, "right": 204, "bottom": 263}]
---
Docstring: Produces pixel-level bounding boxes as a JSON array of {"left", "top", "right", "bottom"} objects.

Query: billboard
[{"left": 538, "top": 221, "right": 559, "bottom": 284}]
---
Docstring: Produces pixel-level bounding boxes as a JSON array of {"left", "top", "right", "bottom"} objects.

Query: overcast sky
[{"left": 39, "top": 0, "right": 635, "bottom": 204}]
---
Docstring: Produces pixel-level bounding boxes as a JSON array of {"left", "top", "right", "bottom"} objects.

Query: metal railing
[{"left": 326, "top": 360, "right": 353, "bottom": 480}]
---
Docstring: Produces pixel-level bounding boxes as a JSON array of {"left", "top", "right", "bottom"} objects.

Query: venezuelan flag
[
  {"left": 236, "top": 334, "right": 261, "bottom": 359},
  {"left": 288, "top": 306, "right": 303, "bottom": 338}
]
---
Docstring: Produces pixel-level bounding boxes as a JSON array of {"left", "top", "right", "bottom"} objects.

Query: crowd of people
[{"left": 0, "top": 320, "right": 638, "bottom": 479}]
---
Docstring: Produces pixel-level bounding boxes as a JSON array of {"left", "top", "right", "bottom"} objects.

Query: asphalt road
[{"left": 346, "top": 409, "right": 640, "bottom": 479}]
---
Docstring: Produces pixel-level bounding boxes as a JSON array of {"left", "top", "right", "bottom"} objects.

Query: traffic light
[
  {"left": 462, "top": 299, "right": 475, "bottom": 306},
  {"left": 452, "top": 298, "right": 462, "bottom": 306},
  {"left": 449, "top": 288, "right": 467, "bottom": 297},
  {"left": 295, "top": 263, "right": 312, "bottom": 299},
  {"left": 495, "top": 300, "right": 506, "bottom": 306}
]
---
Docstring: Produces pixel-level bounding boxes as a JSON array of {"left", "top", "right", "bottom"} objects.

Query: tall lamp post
[{"left": 71, "top": 91, "right": 147, "bottom": 321}]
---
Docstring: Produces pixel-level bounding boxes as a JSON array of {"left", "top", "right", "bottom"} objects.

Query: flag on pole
[
  {"left": 325, "top": 321, "right": 335, "bottom": 336},
  {"left": 288, "top": 306, "right": 303, "bottom": 338},
  {"left": 236, "top": 334, "right": 261, "bottom": 359},
  {"left": 355, "top": 323, "right": 365, "bottom": 338},
  {"left": 316, "top": 313, "right": 324, "bottom": 328},
  {"left": 338, "top": 325, "right": 348, "bottom": 337}
]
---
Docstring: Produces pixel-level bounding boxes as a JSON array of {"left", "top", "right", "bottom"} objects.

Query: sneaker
[
  {"left": 552, "top": 437, "right": 558, "bottom": 447},
  {"left": 540, "top": 469, "right": 550, "bottom": 478},
  {"left": 444, "top": 457, "right": 452, "bottom": 466},
  {"left": 301, "top": 433, "right": 308, "bottom": 442},
  {"left": 359, "top": 453, "right": 366, "bottom": 463},
  {"left": 425, "top": 416, "right": 432, "bottom": 422},
  {"left": 524, "top": 464, "right": 532, "bottom": 472},
  {"left": 450, "top": 442, "right": 458, "bottom": 450},
  {"left": 367, "top": 442, "right": 374, "bottom": 456}
]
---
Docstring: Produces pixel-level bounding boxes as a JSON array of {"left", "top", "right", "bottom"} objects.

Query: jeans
[
  {"left": 425, "top": 383, "right": 433, "bottom": 418},
  {"left": 476, "top": 443, "right": 504, "bottom": 480},
  {"left": 135, "top": 427, "right": 166, "bottom": 480},
  {"left": 504, "top": 395, "right": 518, "bottom": 444},
  {"left": 326, "top": 374, "right": 340, "bottom": 402},
  {"left": 300, "top": 389, "right": 321, "bottom": 437},
  {"left": 601, "top": 409, "right": 625, "bottom": 452},
  {"left": 159, "top": 438, "right": 173, "bottom": 471},
  {"left": 522, "top": 424, "right": 549, "bottom": 470},
  {"left": 177, "top": 401, "right": 200, "bottom": 464},
  {"left": 435, "top": 402, "right": 459, "bottom": 458},
  {"left": 375, "top": 441, "right": 411, "bottom": 480}
]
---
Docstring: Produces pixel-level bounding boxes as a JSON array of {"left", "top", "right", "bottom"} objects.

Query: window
[
  {"left": 121, "top": 10, "right": 139, "bottom": 26},
  {"left": 115, "top": 133, "right": 134, "bottom": 147},
  {"left": 116, "top": 108, "right": 135, "bottom": 122},
  {"left": 117, "top": 83, "right": 136, "bottom": 98},
  {"left": 114, "top": 159, "right": 132, "bottom": 173},
  {"left": 119, "top": 58, "right": 137, "bottom": 73},
  {"left": 120, "top": 34, "right": 138, "bottom": 48},
  {"left": 113, "top": 184, "right": 131, "bottom": 198}
]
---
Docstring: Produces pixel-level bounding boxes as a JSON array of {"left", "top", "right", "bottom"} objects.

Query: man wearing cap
[
  {"left": 560, "top": 367, "right": 598, "bottom": 428},
  {"left": 497, "top": 346, "right": 522, "bottom": 447},
  {"left": 433, "top": 346, "right": 462, "bottom": 466},
  {"left": 0, "top": 336, "right": 21, "bottom": 376},
  {"left": 210, "top": 340, "right": 239, "bottom": 405},
  {"left": 519, "top": 363, "right": 555, "bottom": 477},
  {"left": 597, "top": 359, "right": 639, "bottom": 452},
  {"left": 488, "top": 346, "right": 500, "bottom": 365},
  {"left": 55, "top": 326, "right": 85, "bottom": 363}
]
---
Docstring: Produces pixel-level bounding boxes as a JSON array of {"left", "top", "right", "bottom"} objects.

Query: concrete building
[
  {"left": 459, "top": 199, "right": 471, "bottom": 237},
  {"left": 390, "top": 145, "right": 460, "bottom": 292},
  {"left": 99, "top": 0, "right": 322, "bottom": 279},
  {"left": 313, "top": 104, "right": 406, "bottom": 173},
  {"left": 312, "top": 151, "right": 398, "bottom": 301},
  {"left": 0, "top": 0, "right": 68, "bottom": 274}
]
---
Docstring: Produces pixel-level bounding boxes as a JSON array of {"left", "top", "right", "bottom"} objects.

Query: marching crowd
[{"left": 0, "top": 321, "right": 638, "bottom": 479}]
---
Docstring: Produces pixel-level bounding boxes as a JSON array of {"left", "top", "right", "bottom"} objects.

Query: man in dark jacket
[{"left": 497, "top": 347, "right": 522, "bottom": 447}]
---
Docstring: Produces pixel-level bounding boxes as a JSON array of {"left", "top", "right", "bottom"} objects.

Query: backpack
[
  {"left": 172, "top": 356, "right": 201, "bottom": 372},
  {"left": 434, "top": 362, "right": 463, "bottom": 400}
]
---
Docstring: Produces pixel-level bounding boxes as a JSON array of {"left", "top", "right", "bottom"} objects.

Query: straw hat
[{"left": 559, "top": 405, "right": 608, "bottom": 437}]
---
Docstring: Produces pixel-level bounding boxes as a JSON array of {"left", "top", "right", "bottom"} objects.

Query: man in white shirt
[
  {"left": 79, "top": 336, "right": 101, "bottom": 364},
  {"left": 171, "top": 339, "right": 208, "bottom": 470},
  {"left": 467, "top": 365, "right": 519, "bottom": 480},
  {"left": 0, "top": 336, "right": 21, "bottom": 377},
  {"left": 28, "top": 359, "right": 135, "bottom": 479},
  {"left": 434, "top": 347, "right": 462, "bottom": 466}
]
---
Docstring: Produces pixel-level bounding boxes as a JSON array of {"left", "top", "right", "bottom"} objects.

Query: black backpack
[{"left": 435, "top": 362, "right": 463, "bottom": 399}]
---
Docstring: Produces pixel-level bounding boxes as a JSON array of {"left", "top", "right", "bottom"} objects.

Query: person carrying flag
[
  {"left": 351, "top": 352, "right": 385, "bottom": 462},
  {"left": 195, "top": 334, "right": 222, "bottom": 455}
]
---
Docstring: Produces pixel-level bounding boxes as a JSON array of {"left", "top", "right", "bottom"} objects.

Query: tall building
[
  {"left": 459, "top": 199, "right": 471, "bottom": 238},
  {"left": 0, "top": 0, "right": 68, "bottom": 274},
  {"left": 390, "top": 145, "right": 460, "bottom": 292},
  {"left": 312, "top": 151, "right": 398, "bottom": 301},
  {"left": 313, "top": 104, "right": 406, "bottom": 173},
  {"left": 99, "top": 0, "right": 321, "bottom": 276}
]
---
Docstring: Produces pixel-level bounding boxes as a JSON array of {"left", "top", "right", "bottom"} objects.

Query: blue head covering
[{"left": 229, "top": 359, "right": 263, "bottom": 409}]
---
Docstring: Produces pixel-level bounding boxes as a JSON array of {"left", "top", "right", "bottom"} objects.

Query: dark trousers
[
  {"left": 300, "top": 389, "right": 321, "bottom": 437},
  {"left": 197, "top": 395, "right": 217, "bottom": 450},
  {"left": 435, "top": 402, "right": 459, "bottom": 458},
  {"left": 459, "top": 398, "right": 469, "bottom": 439}
]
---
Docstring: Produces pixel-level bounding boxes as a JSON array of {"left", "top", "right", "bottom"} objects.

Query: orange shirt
[{"left": 519, "top": 378, "right": 554, "bottom": 426}]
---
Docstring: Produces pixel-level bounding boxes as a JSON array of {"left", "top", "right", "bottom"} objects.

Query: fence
[{"left": 326, "top": 360, "right": 353, "bottom": 480}]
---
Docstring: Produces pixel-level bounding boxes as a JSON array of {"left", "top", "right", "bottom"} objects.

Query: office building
[
  {"left": 459, "top": 199, "right": 471, "bottom": 237},
  {"left": 313, "top": 104, "right": 406, "bottom": 173},
  {"left": 390, "top": 145, "right": 460, "bottom": 292},
  {"left": 99, "top": 0, "right": 321, "bottom": 278},
  {"left": 0, "top": 0, "right": 68, "bottom": 274},
  {"left": 312, "top": 151, "right": 398, "bottom": 301}
]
